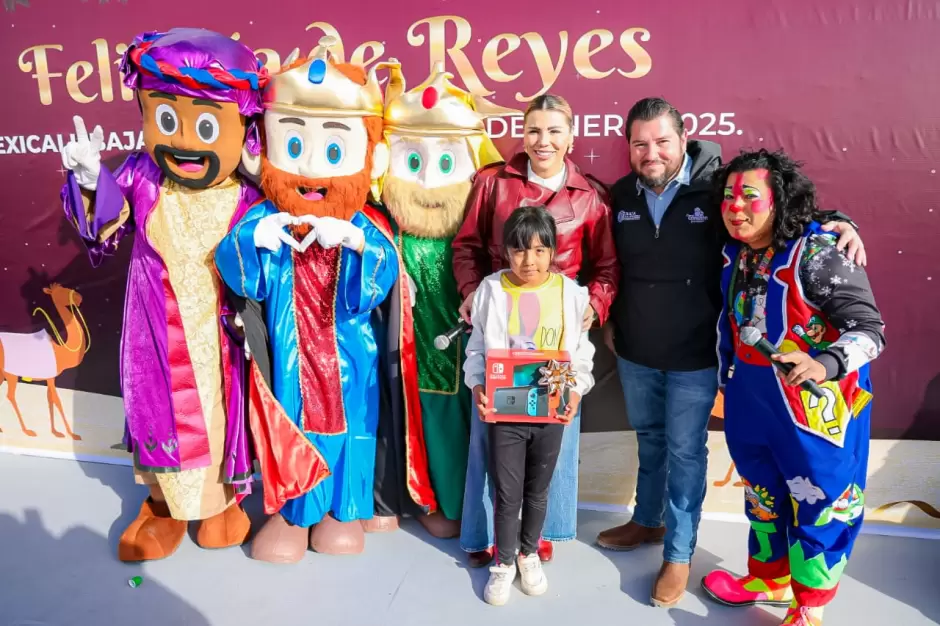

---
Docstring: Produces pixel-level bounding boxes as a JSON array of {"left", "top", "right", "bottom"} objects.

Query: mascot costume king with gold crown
[
  {"left": 59, "top": 28, "right": 270, "bottom": 562},
  {"left": 366, "top": 61, "right": 518, "bottom": 538},
  {"left": 214, "top": 36, "right": 399, "bottom": 563}
]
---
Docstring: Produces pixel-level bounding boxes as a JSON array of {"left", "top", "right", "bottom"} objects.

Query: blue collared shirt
[{"left": 636, "top": 154, "right": 692, "bottom": 228}]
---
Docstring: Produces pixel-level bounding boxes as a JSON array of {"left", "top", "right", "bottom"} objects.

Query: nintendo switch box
[{"left": 483, "top": 349, "right": 572, "bottom": 423}]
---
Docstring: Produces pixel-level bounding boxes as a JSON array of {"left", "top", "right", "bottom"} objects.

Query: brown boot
[
  {"left": 417, "top": 512, "right": 460, "bottom": 539},
  {"left": 651, "top": 561, "right": 690, "bottom": 607},
  {"left": 310, "top": 514, "right": 365, "bottom": 555},
  {"left": 250, "top": 514, "right": 309, "bottom": 564},
  {"left": 596, "top": 520, "right": 666, "bottom": 551},
  {"left": 117, "top": 497, "right": 188, "bottom": 562},
  {"left": 361, "top": 515, "right": 399, "bottom": 533},
  {"left": 195, "top": 504, "right": 251, "bottom": 550}
]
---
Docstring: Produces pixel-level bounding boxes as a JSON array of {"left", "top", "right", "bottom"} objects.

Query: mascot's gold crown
[
  {"left": 383, "top": 60, "right": 520, "bottom": 136},
  {"left": 264, "top": 36, "right": 383, "bottom": 117}
]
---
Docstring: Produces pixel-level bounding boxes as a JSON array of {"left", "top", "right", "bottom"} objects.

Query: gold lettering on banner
[
  {"left": 305, "top": 22, "right": 345, "bottom": 61},
  {"left": 92, "top": 39, "right": 114, "bottom": 102},
  {"left": 255, "top": 48, "right": 283, "bottom": 73},
  {"left": 113, "top": 42, "right": 135, "bottom": 102},
  {"left": 516, "top": 32, "right": 568, "bottom": 101},
  {"left": 18, "top": 45, "right": 63, "bottom": 106},
  {"left": 481, "top": 34, "right": 522, "bottom": 83},
  {"left": 351, "top": 41, "right": 385, "bottom": 68},
  {"left": 66, "top": 60, "right": 97, "bottom": 104},
  {"left": 573, "top": 29, "right": 615, "bottom": 79},
  {"left": 15, "top": 18, "right": 653, "bottom": 107},
  {"left": 617, "top": 28, "right": 652, "bottom": 78},
  {"left": 408, "top": 16, "right": 494, "bottom": 96}
]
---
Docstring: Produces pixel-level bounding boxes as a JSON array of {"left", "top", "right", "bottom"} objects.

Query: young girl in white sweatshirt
[{"left": 464, "top": 205, "right": 596, "bottom": 606}]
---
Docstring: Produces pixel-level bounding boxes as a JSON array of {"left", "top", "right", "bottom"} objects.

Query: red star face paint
[{"left": 722, "top": 168, "right": 775, "bottom": 246}]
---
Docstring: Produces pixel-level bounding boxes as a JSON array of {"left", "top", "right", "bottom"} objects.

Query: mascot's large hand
[
  {"left": 61, "top": 115, "right": 104, "bottom": 191},
  {"left": 313, "top": 216, "right": 365, "bottom": 254},
  {"left": 253, "top": 213, "right": 322, "bottom": 253}
]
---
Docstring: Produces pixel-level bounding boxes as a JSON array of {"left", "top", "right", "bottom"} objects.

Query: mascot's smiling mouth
[
  {"left": 170, "top": 153, "right": 207, "bottom": 173},
  {"left": 297, "top": 186, "right": 328, "bottom": 201},
  {"left": 153, "top": 145, "right": 220, "bottom": 190}
]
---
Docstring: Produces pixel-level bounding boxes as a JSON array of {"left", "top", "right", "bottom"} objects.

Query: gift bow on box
[{"left": 538, "top": 360, "right": 576, "bottom": 395}]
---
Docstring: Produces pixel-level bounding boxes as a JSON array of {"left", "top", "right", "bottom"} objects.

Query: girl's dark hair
[
  {"left": 503, "top": 205, "right": 557, "bottom": 252},
  {"left": 711, "top": 148, "right": 819, "bottom": 249}
]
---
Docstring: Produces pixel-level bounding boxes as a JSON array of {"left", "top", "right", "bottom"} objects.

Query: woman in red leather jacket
[{"left": 453, "top": 94, "right": 618, "bottom": 569}]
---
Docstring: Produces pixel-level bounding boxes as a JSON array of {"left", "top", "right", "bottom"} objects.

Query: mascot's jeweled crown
[
  {"left": 383, "top": 60, "right": 520, "bottom": 136},
  {"left": 264, "top": 36, "right": 383, "bottom": 117}
]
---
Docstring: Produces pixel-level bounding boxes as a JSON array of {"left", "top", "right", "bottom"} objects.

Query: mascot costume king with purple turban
[{"left": 59, "top": 28, "right": 270, "bottom": 562}]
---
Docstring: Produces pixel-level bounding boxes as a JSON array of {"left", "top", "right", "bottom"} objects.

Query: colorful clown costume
[
  {"left": 215, "top": 199, "right": 398, "bottom": 527},
  {"left": 703, "top": 224, "right": 885, "bottom": 622}
]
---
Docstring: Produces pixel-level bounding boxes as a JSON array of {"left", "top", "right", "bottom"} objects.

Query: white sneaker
[
  {"left": 483, "top": 562, "right": 516, "bottom": 606},
  {"left": 517, "top": 552, "right": 548, "bottom": 596}
]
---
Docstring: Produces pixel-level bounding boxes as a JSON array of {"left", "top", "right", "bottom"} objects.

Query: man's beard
[
  {"left": 260, "top": 155, "right": 372, "bottom": 235},
  {"left": 635, "top": 158, "right": 682, "bottom": 190},
  {"left": 381, "top": 175, "right": 472, "bottom": 239}
]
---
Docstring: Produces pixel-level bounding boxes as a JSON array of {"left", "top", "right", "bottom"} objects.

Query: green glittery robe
[{"left": 393, "top": 232, "right": 471, "bottom": 520}]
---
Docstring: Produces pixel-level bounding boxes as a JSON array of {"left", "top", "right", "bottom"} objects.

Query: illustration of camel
[
  {"left": 0, "top": 283, "right": 90, "bottom": 440},
  {"left": 710, "top": 390, "right": 746, "bottom": 488}
]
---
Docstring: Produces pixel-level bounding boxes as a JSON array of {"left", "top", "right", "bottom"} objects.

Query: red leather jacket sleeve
[
  {"left": 452, "top": 170, "right": 495, "bottom": 299},
  {"left": 582, "top": 177, "right": 620, "bottom": 326}
]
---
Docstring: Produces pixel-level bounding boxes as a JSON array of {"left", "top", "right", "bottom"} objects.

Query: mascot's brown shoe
[
  {"left": 195, "top": 504, "right": 251, "bottom": 550},
  {"left": 417, "top": 512, "right": 460, "bottom": 539},
  {"left": 361, "top": 515, "right": 399, "bottom": 533},
  {"left": 117, "top": 498, "right": 187, "bottom": 562},
  {"left": 250, "top": 513, "right": 308, "bottom": 564},
  {"left": 310, "top": 514, "right": 365, "bottom": 555}
]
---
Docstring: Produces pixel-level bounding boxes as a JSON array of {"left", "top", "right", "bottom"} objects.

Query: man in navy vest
[{"left": 596, "top": 97, "right": 866, "bottom": 608}]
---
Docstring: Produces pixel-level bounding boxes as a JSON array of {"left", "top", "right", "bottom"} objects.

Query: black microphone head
[{"left": 740, "top": 326, "right": 762, "bottom": 347}]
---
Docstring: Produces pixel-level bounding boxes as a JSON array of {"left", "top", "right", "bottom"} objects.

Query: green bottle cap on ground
[{"left": 128, "top": 576, "right": 143, "bottom": 588}]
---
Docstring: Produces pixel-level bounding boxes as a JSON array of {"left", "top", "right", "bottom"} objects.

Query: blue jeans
[
  {"left": 460, "top": 405, "right": 581, "bottom": 553},
  {"left": 616, "top": 357, "right": 717, "bottom": 564}
]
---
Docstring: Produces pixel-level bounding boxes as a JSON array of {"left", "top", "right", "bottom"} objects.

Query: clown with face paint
[
  {"left": 59, "top": 28, "right": 269, "bottom": 562},
  {"left": 214, "top": 37, "right": 399, "bottom": 563},
  {"left": 702, "top": 149, "right": 885, "bottom": 626},
  {"left": 366, "top": 61, "right": 518, "bottom": 538}
]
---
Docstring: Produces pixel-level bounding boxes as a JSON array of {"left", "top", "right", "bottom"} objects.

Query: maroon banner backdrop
[{"left": 0, "top": 0, "right": 937, "bottom": 441}]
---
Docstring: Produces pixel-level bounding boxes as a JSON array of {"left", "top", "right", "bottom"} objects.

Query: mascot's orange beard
[{"left": 260, "top": 151, "right": 374, "bottom": 236}]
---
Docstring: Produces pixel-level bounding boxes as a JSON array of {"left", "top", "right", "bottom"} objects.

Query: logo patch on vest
[
  {"left": 687, "top": 207, "right": 708, "bottom": 223},
  {"left": 617, "top": 210, "right": 641, "bottom": 223}
]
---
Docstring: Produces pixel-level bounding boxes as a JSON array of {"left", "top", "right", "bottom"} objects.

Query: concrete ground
[{"left": 1, "top": 453, "right": 938, "bottom": 626}]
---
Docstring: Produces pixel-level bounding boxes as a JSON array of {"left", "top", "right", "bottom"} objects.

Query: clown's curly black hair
[{"left": 711, "top": 149, "right": 818, "bottom": 250}]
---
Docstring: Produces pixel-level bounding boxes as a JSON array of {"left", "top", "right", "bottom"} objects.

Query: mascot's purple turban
[{"left": 120, "top": 28, "right": 269, "bottom": 154}]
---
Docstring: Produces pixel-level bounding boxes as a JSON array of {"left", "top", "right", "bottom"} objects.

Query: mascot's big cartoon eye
[
  {"left": 156, "top": 104, "right": 178, "bottom": 136},
  {"left": 285, "top": 131, "right": 304, "bottom": 160},
  {"left": 438, "top": 151, "right": 455, "bottom": 175},
  {"left": 196, "top": 113, "right": 220, "bottom": 144},
  {"left": 407, "top": 151, "right": 423, "bottom": 174},
  {"left": 325, "top": 135, "right": 345, "bottom": 166}
]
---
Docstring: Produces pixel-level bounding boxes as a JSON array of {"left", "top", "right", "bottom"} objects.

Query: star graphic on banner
[
  {"left": 56, "top": 166, "right": 68, "bottom": 177},
  {"left": 4, "top": 0, "right": 30, "bottom": 12},
  {"left": 585, "top": 149, "right": 600, "bottom": 164}
]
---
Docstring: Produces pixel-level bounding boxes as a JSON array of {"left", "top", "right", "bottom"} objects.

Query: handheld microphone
[
  {"left": 434, "top": 320, "right": 471, "bottom": 350},
  {"left": 740, "top": 326, "right": 825, "bottom": 399}
]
